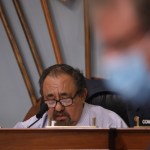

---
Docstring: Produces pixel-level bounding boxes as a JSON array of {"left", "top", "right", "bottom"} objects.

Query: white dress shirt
[{"left": 14, "top": 103, "right": 128, "bottom": 128}]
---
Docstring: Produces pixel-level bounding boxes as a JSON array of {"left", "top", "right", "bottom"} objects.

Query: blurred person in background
[{"left": 91, "top": 0, "right": 150, "bottom": 126}]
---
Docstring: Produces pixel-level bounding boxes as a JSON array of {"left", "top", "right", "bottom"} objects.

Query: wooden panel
[
  {"left": 13, "top": 0, "right": 44, "bottom": 76},
  {"left": 116, "top": 129, "right": 150, "bottom": 149},
  {"left": 0, "top": 129, "right": 150, "bottom": 149},
  {"left": 0, "top": 3, "right": 37, "bottom": 106},
  {"left": 0, "top": 129, "right": 108, "bottom": 149},
  {"left": 84, "top": 0, "right": 91, "bottom": 79},
  {"left": 41, "top": 0, "right": 63, "bottom": 64}
]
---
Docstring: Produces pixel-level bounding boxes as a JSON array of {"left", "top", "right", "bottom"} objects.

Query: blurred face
[
  {"left": 91, "top": 0, "right": 142, "bottom": 47},
  {"left": 43, "top": 74, "right": 87, "bottom": 126}
]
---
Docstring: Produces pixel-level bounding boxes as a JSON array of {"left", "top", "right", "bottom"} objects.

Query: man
[
  {"left": 14, "top": 64, "right": 127, "bottom": 128},
  {"left": 91, "top": 0, "right": 150, "bottom": 126}
]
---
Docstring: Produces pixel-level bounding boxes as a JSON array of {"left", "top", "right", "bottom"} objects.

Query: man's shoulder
[
  {"left": 14, "top": 113, "right": 47, "bottom": 128},
  {"left": 84, "top": 103, "right": 128, "bottom": 128},
  {"left": 14, "top": 115, "right": 37, "bottom": 128},
  {"left": 85, "top": 102, "right": 114, "bottom": 114}
]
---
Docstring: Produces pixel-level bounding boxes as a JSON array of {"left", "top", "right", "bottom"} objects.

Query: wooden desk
[
  {"left": 115, "top": 128, "right": 150, "bottom": 150},
  {"left": 0, "top": 128, "right": 150, "bottom": 150}
]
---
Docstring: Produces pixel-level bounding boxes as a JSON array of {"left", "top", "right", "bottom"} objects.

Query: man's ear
[{"left": 80, "top": 88, "right": 88, "bottom": 102}]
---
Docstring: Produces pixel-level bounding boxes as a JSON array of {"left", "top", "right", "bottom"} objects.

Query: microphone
[
  {"left": 36, "top": 102, "right": 48, "bottom": 119},
  {"left": 27, "top": 103, "right": 48, "bottom": 128}
]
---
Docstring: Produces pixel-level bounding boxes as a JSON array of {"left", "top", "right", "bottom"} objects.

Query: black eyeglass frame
[{"left": 43, "top": 90, "right": 80, "bottom": 108}]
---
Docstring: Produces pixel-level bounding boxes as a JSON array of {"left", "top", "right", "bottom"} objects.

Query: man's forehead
[
  {"left": 44, "top": 74, "right": 74, "bottom": 84},
  {"left": 43, "top": 74, "right": 76, "bottom": 91}
]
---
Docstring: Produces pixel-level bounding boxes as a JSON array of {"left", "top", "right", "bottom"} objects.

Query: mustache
[
  {"left": 52, "top": 110, "right": 73, "bottom": 126},
  {"left": 53, "top": 110, "right": 70, "bottom": 118}
]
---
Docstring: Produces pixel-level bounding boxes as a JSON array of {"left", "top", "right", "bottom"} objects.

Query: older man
[{"left": 14, "top": 64, "right": 127, "bottom": 128}]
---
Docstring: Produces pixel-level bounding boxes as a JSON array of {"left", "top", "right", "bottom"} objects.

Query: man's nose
[{"left": 55, "top": 101, "right": 64, "bottom": 111}]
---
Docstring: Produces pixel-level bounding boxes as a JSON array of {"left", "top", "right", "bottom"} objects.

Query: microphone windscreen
[{"left": 36, "top": 103, "right": 48, "bottom": 119}]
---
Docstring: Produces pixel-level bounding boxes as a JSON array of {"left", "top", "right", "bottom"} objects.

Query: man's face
[
  {"left": 42, "top": 74, "right": 87, "bottom": 126},
  {"left": 92, "top": 0, "right": 142, "bottom": 47}
]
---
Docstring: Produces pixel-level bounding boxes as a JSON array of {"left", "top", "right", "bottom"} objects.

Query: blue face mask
[{"left": 102, "top": 52, "right": 150, "bottom": 103}]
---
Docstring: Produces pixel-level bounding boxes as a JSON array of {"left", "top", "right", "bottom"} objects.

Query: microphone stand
[{"left": 27, "top": 118, "right": 40, "bottom": 128}]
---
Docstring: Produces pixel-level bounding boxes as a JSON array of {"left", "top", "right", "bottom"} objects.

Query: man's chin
[
  {"left": 54, "top": 118, "right": 73, "bottom": 126},
  {"left": 55, "top": 121, "right": 69, "bottom": 126}
]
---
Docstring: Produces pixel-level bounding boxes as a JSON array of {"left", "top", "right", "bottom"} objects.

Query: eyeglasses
[{"left": 43, "top": 91, "right": 79, "bottom": 108}]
